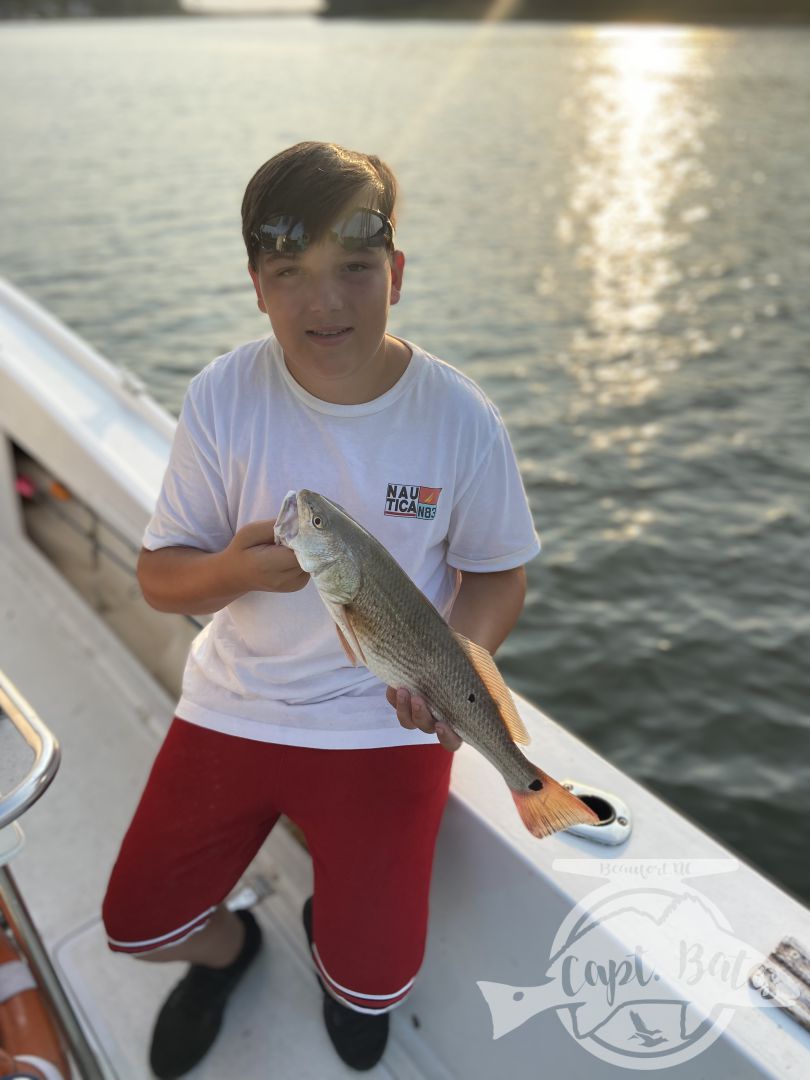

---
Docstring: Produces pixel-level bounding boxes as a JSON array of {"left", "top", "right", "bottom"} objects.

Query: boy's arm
[
  {"left": 446, "top": 566, "right": 527, "bottom": 655},
  {"left": 388, "top": 566, "right": 527, "bottom": 750},
  {"left": 138, "top": 520, "right": 309, "bottom": 615}
]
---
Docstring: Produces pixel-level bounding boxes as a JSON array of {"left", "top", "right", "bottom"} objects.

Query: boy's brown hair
[{"left": 241, "top": 142, "right": 398, "bottom": 269}]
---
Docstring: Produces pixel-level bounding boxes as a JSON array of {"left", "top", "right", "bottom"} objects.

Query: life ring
[{"left": 0, "top": 927, "right": 70, "bottom": 1080}]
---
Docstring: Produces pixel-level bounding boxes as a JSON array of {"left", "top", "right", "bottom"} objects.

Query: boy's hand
[
  {"left": 386, "top": 688, "right": 463, "bottom": 752},
  {"left": 224, "top": 519, "right": 310, "bottom": 593}
]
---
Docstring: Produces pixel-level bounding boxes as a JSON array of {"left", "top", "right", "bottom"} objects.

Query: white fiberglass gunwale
[
  {"left": 0, "top": 277, "right": 173, "bottom": 540},
  {"left": 1, "top": 275, "right": 808, "bottom": 1078}
]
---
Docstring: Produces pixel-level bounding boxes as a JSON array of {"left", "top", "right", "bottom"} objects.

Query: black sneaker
[
  {"left": 149, "top": 907, "right": 262, "bottom": 1079},
  {"left": 302, "top": 896, "right": 389, "bottom": 1071}
]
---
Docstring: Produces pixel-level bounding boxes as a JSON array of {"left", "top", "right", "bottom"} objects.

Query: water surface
[{"left": 2, "top": 16, "right": 808, "bottom": 902}]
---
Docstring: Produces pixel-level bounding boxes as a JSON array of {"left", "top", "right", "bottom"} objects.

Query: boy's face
[{"left": 248, "top": 225, "right": 405, "bottom": 404}]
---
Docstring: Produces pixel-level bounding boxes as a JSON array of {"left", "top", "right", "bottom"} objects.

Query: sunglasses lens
[
  {"left": 254, "top": 208, "right": 392, "bottom": 255},
  {"left": 334, "top": 209, "right": 391, "bottom": 251},
  {"left": 255, "top": 216, "right": 309, "bottom": 253}
]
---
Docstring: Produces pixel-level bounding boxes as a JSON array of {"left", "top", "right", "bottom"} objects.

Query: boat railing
[
  {"left": 0, "top": 670, "right": 61, "bottom": 831},
  {"left": 0, "top": 669, "right": 114, "bottom": 1080}
]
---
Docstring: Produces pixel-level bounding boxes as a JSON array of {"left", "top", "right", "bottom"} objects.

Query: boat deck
[{"left": 0, "top": 535, "right": 446, "bottom": 1080}]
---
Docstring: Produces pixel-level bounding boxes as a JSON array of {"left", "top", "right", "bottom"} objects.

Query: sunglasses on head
[{"left": 251, "top": 207, "right": 394, "bottom": 256}]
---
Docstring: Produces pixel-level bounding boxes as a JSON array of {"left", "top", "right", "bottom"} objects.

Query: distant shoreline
[
  {"left": 321, "top": 0, "right": 810, "bottom": 20},
  {"left": 0, "top": 1, "right": 183, "bottom": 16},
  {"left": 2, "top": 0, "right": 809, "bottom": 21}
]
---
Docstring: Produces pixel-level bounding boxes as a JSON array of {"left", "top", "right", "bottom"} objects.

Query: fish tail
[{"left": 511, "top": 766, "right": 600, "bottom": 839}]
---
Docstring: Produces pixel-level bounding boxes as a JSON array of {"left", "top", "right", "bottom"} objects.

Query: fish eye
[{"left": 312, "top": 515, "right": 323, "bottom": 529}]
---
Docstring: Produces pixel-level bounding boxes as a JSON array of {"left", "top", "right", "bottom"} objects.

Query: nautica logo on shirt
[{"left": 384, "top": 483, "right": 443, "bottom": 520}]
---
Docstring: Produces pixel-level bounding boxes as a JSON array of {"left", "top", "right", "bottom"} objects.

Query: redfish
[{"left": 275, "top": 490, "right": 598, "bottom": 839}]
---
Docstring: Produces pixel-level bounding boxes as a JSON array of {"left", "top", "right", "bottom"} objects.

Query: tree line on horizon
[
  {"left": 2, "top": 0, "right": 809, "bottom": 19},
  {"left": 324, "top": 0, "right": 810, "bottom": 19},
  {"left": 0, "top": 0, "right": 181, "bottom": 15}
]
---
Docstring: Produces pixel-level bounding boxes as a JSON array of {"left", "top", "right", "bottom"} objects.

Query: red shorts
[{"left": 102, "top": 718, "right": 452, "bottom": 1013}]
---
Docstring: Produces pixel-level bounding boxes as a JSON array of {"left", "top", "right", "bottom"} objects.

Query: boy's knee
[
  {"left": 102, "top": 872, "right": 217, "bottom": 958},
  {"left": 101, "top": 869, "right": 154, "bottom": 956},
  {"left": 101, "top": 876, "right": 129, "bottom": 953},
  {"left": 312, "top": 931, "right": 422, "bottom": 1014},
  {"left": 317, "top": 953, "right": 416, "bottom": 1014}
]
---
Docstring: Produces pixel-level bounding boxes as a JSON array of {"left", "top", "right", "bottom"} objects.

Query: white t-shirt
[{"left": 143, "top": 334, "right": 541, "bottom": 749}]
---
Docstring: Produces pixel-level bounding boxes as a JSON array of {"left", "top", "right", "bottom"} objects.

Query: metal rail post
[{"left": 0, "top": 670, "right": 116, "bottom": 1079}]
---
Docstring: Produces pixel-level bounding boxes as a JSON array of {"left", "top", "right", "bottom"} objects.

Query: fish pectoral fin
[
  {"left": 325, "top": 601, "right": 368, "bottom": 668},
  {"left": 451, "top": 630, "right": 531, "bottom": 746},
  {"left": 340, "top": 607, "right": 369, "bottom": 668},
  {"left": 335, "top": 623, "right": 359, "bottom": 667}
]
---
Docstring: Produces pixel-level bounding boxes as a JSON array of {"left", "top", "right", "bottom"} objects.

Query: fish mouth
[{"left": 274, "top": 490, "right": 299, "bottom": 547}]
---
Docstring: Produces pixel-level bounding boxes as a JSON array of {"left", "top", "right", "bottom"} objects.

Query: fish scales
[{"left": 346, "top": 564, "right": 532, "bottom": 788}]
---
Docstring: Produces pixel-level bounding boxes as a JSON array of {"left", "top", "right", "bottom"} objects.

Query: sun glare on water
[{"left": 561, "top": 25, "right": 718, "bottom": 415}]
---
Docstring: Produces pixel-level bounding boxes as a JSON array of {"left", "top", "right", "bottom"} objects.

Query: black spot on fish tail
[
  {"left": 529, "top": 779, "right": 543, "bottom": 791},
  {"left": 468, "top": 693, "right": 476, "bottom": 702}
]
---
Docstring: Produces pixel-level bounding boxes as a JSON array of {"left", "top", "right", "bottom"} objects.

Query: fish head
[{"left": 275, "top": 489, "right": 362, "bottom": 604}]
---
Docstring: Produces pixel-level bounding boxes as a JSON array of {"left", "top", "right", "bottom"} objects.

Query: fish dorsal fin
[{"left": 452, "top": 630, "right": 531, "bottom": 746}]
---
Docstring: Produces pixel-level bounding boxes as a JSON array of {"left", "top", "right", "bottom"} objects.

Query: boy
[{"left": 102, "top": 141, "right": 540, "bottom": 1078}]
